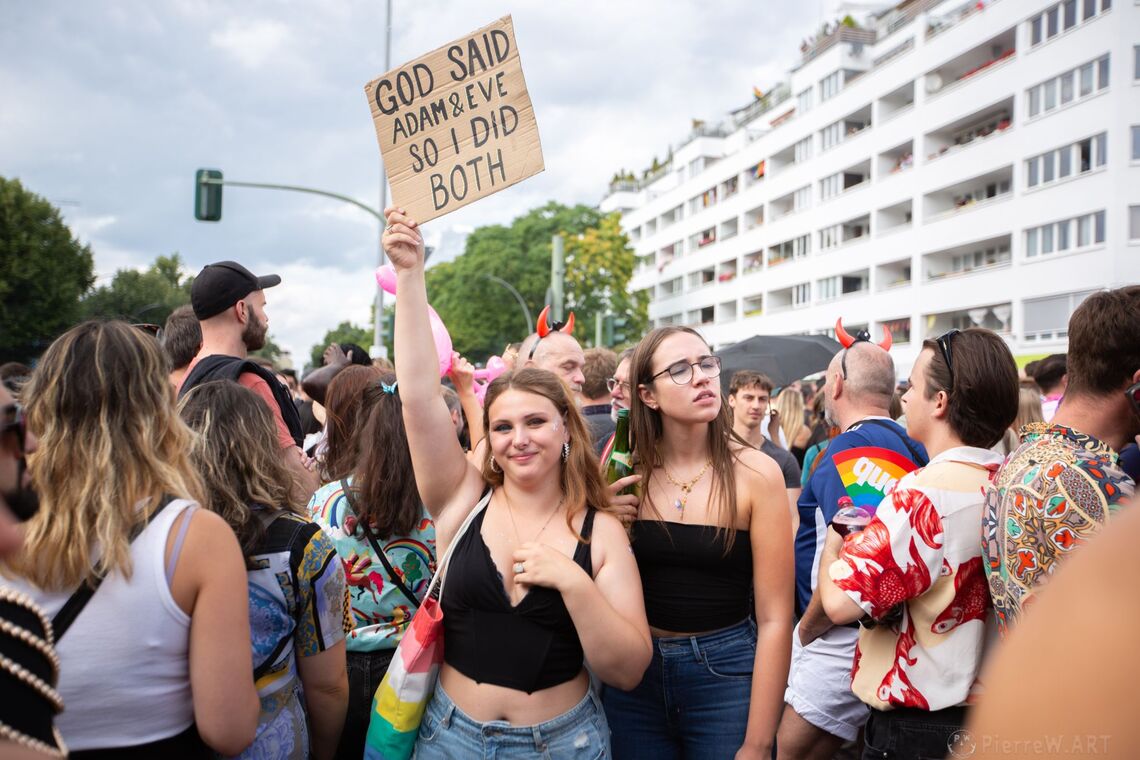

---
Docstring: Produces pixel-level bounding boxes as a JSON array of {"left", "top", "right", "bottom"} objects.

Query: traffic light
[
  {"left": 381, "top": 310, "right": 395, "bottom": 348},
  {"left": 195, "top": 169, "right": 223, "bottom": 221},
  {"left": 603, "top": 313, "right": 630, "bottom": 347}
]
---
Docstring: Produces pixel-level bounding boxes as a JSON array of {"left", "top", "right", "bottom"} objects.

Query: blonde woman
[
  {"left": 384, "top": 208, "right": 651, "bottom": 758},
  {"left": 180, "top": 381, "right": 350, "bottom": 760},
  {"left": 3, "top": 321, "right": 258, "bottom": 758},
  {"left": 774, "top": 388, "right": 811, "bottom": 466}
]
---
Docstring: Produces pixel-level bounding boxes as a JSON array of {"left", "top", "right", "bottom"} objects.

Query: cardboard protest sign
[{"left": 364, "top": 15, "right": 544, "bottom": 224}]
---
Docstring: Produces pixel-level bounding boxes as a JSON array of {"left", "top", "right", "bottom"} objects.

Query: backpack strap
[
  {"left": 52, "top": 495, "right": 177, "bottom": 641},
  {"left": 341, "top": 479, "right": 422, "bottom": 609}
]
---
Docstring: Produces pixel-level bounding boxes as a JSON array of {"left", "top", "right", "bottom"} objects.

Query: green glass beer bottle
[{"left": 606, "top": 408, "right": 634, "bottom": 493}]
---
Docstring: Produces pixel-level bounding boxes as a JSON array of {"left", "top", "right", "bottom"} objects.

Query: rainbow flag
[{"left": 831, "top": 446, "right": 919, "bottom": 512}]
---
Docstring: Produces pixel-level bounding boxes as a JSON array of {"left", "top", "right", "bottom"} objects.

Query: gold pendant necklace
[
  {"left": 503, "top": 490, "right": 563, "bottom": 544},
  {"left": 662, "top": 459, "right": 712, "bottom": 519}
]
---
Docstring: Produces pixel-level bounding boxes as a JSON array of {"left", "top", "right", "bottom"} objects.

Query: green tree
[
  {"left": 563, "top": 212, "right": 648, "bottom": 349},
  {"left": 80, "top": 253, "right": 193, "bottom": 326},
  {"left": 309, "top": 321, "right": 372, "bottom": 369},
  {"left": 425, "top": 202, "right": 624, "bottom": 361},
  {"left": 0, "top": 177, "right": 95, "bottom": 362}
]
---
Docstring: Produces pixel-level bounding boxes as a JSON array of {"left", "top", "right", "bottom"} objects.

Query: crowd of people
[{"left": 0, "top": 211, "right": 1136, "bottom": 759}]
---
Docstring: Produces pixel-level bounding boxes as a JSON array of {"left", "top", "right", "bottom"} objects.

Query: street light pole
[
  {"left": 373, "top": 0, "right": 393, "bottom": 359},
  {"left": 480, "top": 274, "right": 533, "bottom": 335}
]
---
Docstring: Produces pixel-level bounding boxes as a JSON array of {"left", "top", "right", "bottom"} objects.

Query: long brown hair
[
  {"left": 322, "top": 365, "right": 383, "bottom": 482},
  {"left": 629, "top": 327, "right": 745, "bottom": 547},
  {"left": 349, "top": 374, "right": 423, "bottom": 538},
  {"left": 178, "top": 381, "right": 300, "bottom": 560},
  {"left": 10, "top": 321, "right": 204, "bottom": 589},
  {"left": 481, "top": 368, "right": 615, "bottom": 538}
]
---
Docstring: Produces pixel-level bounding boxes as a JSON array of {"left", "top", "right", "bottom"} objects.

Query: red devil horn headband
[
  {"left": 835, "top": 318, "right": 892, "bottom": 351},
  {"left": 536, "top": 305, "right": 575, "bottom": 337}
]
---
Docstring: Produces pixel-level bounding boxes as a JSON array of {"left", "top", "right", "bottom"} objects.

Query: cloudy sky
[{"left": 1, "top": 1, "right": 827, "bottom": 367}]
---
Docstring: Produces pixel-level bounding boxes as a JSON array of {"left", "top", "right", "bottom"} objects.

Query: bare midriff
[{"left": 438, "top": 664, "right": 589, "bottom": 724}]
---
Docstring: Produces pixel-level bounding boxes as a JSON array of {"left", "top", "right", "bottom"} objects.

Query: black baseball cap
[{"left": 191, "top": 261, "right": 281, "bottom": 320}]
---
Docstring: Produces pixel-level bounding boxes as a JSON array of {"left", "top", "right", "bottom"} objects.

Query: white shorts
[{"left": 784, "top": 623, "right": 869, "bottom": 742}]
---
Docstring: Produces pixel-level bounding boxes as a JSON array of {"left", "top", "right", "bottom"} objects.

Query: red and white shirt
[{"left": 828, "top": 446, "right": 1001, "bottom": 711}]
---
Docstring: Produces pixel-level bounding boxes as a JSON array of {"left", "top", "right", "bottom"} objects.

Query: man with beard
[{"left": 179, "top": 261, "right": 316, "bottom": 498}]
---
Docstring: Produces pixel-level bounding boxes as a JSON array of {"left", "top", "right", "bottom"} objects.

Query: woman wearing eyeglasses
[{"left": 602, "top": 326, "right": 793, "bottom": 760}]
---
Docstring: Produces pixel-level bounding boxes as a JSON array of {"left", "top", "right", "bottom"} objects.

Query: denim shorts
[
  {"left": 603, "top": 617, "right": 757, "bottom": 760},
  {"left": 412, "top": 681, "right": 611, "bottom": 759}
]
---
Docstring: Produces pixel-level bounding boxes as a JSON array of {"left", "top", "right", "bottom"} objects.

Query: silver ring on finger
[{"left": 513, "top": 562, "right": 525, "bottom": 574}]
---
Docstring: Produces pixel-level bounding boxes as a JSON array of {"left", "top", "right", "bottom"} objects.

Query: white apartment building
[{"left": 601, "top": 0, "right": 1140, "bottom": 374}]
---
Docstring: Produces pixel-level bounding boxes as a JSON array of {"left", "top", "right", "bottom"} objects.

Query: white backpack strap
[{"left": 429, "top": 488, "right": 493, "bottom": 603}]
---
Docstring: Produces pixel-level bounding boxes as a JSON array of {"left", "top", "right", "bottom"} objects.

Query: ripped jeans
[{"left": 412, "top": 681, "right": 610, "bottom": 759}]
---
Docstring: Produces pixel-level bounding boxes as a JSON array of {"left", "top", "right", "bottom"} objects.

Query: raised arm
[
  {"left": 385, "top": 208, "right": 481, "bottom": 523},
  {"left": 447, "top": 352, "right": 486, "bottom": 452}
]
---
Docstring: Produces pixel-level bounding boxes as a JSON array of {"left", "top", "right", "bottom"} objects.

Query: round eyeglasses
[{"left": 650, "top": 355, "right": 722, "bottom": 386}]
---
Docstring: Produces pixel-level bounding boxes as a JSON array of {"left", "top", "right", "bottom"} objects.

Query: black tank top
[
  {"left": 631, "top": 521, "right": 752, "bottom": 632},
  {"left": 441, "top": 505, "right": 596, "bottom": 693}
]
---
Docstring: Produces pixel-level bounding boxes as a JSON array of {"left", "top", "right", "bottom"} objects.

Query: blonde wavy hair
[
  {"left": 774, "top": 387, "right": 806, "bottom": 447},
  {"left": 178, "top": 381, "right": 300, "bottom": 561},
  {"left": 8, "top": 321, "right": 204, "bottom": 590}
]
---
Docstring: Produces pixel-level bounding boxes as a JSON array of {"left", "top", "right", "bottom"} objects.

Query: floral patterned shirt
[
  {"left": 830, "top": 447, "right": 1002, "bottom": 712},
  {"left": 983, "top": 423, "right": 1133, "bottom": 635},
  {"left": 241, "top": 512, "right": 350, "bottom": 759},
  {"left": 308, "top": 478, "right": 436, "bottom": 652}
]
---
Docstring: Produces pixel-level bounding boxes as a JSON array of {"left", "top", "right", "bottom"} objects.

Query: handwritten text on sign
[{"left": 364, "top": 15, "right": 544, "bottom": 224}]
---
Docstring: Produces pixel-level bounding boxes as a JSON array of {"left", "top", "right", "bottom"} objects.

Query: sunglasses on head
[
  {"left": 133, "top": 323, "right": 164, "bottom": 342},
  {"left": 935, "top": 329, "right": 960, "bottom": 391}
]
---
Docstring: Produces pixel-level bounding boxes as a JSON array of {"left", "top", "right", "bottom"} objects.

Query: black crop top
[
  {"left": 441, "top": 505, "right": 596, "bottom": 693},
  {"left": 631, "top": 520, "right": 753, "bottom": 632}
]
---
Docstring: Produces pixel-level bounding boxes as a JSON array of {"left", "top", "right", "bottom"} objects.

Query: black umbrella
[{"left": 715, "top": 334, "right": 841, "bottom": 395}]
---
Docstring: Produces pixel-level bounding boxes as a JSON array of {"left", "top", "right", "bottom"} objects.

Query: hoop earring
[
  {"left": 562, "top": 442, "right": 570, "bottom": 462},
  {"left": 489, "top": 455, "right": 501, "bottom": 473}
]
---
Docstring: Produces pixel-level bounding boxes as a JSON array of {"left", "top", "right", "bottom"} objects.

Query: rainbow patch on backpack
[{"left": 832, "top": 447, "right": 920, "bottom": 509}]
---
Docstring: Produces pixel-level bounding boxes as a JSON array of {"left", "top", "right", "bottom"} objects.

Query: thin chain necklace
[
  {"left": 503, "top": 490, "right": 564, "bottom": 544},
  {"left": 662, "top": 459, "right": 712, "bottom": 519}
]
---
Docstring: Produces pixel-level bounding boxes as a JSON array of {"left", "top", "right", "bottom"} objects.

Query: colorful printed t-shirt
[
  {"left": 308, "top": 478, "right": 436, "bottom": 652},
  {"left": 242, "top": 511, "right": 351, "bottom": 760},
  {"left": 983, "top": 423, "right": 1133, "bottom": 635},
  {"left": 794, "top": 417, "right": 928, "bottom": 615},
  {"left": 830, "top": 447, "right": 1001, "bottom": 712}
]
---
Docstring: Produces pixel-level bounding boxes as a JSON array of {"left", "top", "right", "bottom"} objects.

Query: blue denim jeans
[
  {"left": 603, "top": 618, "right": 757, "bottom": 760},
  {"left": 412, "top": 681, "right": 611, "bottom": 759}
]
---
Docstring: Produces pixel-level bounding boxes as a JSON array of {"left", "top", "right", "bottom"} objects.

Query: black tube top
[
  {"left": 441, "top": 506, "right": 595, "bottom": 693},
  {"left": 631, "top": 520, "right": 752, "bottom": 632}
]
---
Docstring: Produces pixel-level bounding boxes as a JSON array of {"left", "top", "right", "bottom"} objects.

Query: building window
[
  {"left": 820, "top": 174, "right": 842, "bottom": 201},
  {"left": 793, "top": 136, "right": 813, "bottom": 164},
  {"left": 1026, "top": 211, "right": 1105, "bottom": 257},
  {"left": 1026, "top": 133, "right": 1107, "bottom": 190},
  {"left": 1063, "top": 0, "right": 1078, "bottom": 29},
  {"left": 793, "top": 283, "right": 811, "bottom": 307},
  {"left": 817, "top": 277, "right": 839, "bottom": 302},
  {"left": 1131, "top": 125, "right": 1140, "bottom": 161},
  {"left": 819, "top": 224, "right": 841, "bottom": 251},
  {"left": 820, "top": 121, "right": 843, "bottom": 151},
  {"left": 797, "top": 88, "right": 813, "bottom": 114},
  {"left": 1131, "top": 206, "right": 1140, "bottom": 241},
  {"left": 820, "top": 71, "right": 842, "bottom": 101},
  {"left": 1134, "top": 45, "right": 1140, "bottom": 80},
  {"left": 1027, "top": 55, "right": 1110, "bottom": 120},
  {"left": 793, "top": 186, "right": 811, "bottom": 212},
  {"left": 1023, "top": 290, "right": 1095, "bottom": 341}
]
